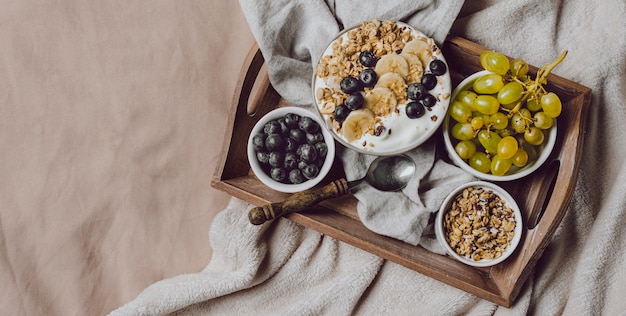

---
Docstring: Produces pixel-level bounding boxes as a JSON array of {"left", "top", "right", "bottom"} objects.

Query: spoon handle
[{"left": 248, "top": 178, "right": 350, "bottom": 225}]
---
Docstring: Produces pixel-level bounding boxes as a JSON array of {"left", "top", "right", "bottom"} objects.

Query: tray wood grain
[{"left": 211, "top": 36, "right": 592, "bottom": 307}]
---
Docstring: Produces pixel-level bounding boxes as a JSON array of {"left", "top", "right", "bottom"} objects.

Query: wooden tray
[{"left": 211, "top": 36, "right": 592, "bottom": 307}]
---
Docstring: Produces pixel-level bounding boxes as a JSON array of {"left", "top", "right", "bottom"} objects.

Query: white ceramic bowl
[
  {"left": 247, "top": 106, "right": 335, "bottom": 193},
  {"left": 443, "top": 70, "right": 557, "bottom": 181},
  {"left": 312, "top": 20, "right": 451, "bottom": 156},
  {"left": 435, "top": 181, "right": 523, "bottom": 267}
]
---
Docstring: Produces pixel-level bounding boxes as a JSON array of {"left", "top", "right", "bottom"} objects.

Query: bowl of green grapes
[{"left": 443, "top": 50, "right": 566, "bottom": 181}]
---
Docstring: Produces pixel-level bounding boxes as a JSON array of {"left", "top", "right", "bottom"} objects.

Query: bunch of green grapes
[{"left": 449, "top": 50, "right": 567, "bottom": 176}]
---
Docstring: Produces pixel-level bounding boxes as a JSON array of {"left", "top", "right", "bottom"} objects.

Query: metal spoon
[{"left": 248, "top": 154, "right": 416, "bottom": 225}]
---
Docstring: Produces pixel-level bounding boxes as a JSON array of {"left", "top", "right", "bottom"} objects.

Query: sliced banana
[
  {"left": 375, "top": 72, "right": 407, "bottom": 104},
  {"left": 402, "top": 39, "right": 433, "bottom": 67},
  {"left": 364, "top": 87, "right": 397, "bottom": 117},
  {"left": 341, "top": 109, "right": 376, "bottom": 142},
  {"left": 374, "top": 54, "right": 409, "bottom": 79},
  {"left": 400, "top": 52, "right": 424, "bottom": 84}
]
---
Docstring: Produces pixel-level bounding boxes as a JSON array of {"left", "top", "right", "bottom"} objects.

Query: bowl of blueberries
[{"left": 247, "top": 106, "right": 336, "bottom": 193}]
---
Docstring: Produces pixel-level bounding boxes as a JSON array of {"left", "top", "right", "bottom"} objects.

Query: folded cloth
[
  {"left": 240, "top": 0, "right": 473, "bottom": 247},
  {"left": 339, "top": 139, "right": 474, "bottom": 250}
]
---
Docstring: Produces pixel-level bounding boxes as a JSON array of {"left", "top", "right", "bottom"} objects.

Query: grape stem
[{"left": 503, "top": 50, "right": 568, "bottom": 117}]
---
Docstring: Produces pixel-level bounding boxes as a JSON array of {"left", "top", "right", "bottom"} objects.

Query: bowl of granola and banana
[
  {"left": 434, "top": 181, "right": 523, "bottom": 267},
  {"left": 313, "top": 20, "right": 451, "bottom": 155}
]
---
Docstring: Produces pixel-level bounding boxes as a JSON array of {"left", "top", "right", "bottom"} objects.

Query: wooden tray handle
[
  {"left": 528, "top": 161, "right": 560, "bottom": 228},
  {"left": 248, "top": 179, "right": 350, "bottom": 225}
]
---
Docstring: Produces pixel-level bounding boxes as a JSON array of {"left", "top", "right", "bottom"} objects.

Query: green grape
[
  {"left": 527, "top": 96, "right": 542, "bottom": 112},
  {"left": 498, "top": 128, "right": 515, "bottom": 138},
  {"left": 524, "top": 127, "right": 545, "bottom": 145},
  {"left": 511, "top": 148, "right": 529, "bottom": 167},
  {"left": 455, "top": 140, "right": 477, "bottom": 160},
  {"left": 511, "top": 112, "right": 527, "bottom": 133},
  {"left": 457, "top": 90, "right": 478, "bottom": 110},
  {"left": 491, "top": 155, "right": 512, "bottom": 176},
  {"left": 473, "top": 112, "right": 491, "bottom": 125},
  {"left": 518, "top": 138, "right": 538, "bottom": 162},
  {"left": 533, "top": 111, "right": 554, "bottom": 129},
  {"left": 451, "top": 122, "right": 475, "bottom": 141},
  {"left": 509, "top": 58, "right": 529, "bottom": 77},
  {"left": 478, "top": 129, "right": 501, "bottom": 154},
  {"left": 480, "top": 51, "right": 510, "bottom": 75},
  {"left": 497, "top": 81, "right": 524, "bottom": 105},
  {"left": 497, "top": 136, "right": 518, "bottom": 159},
  {"left": 501, "top": 101, "right": 517, "bottom": 110},
  {"left": 473, "top": 74, "right": 505, "bottom": 94},
  {"left": 470, "top": 116, "right": 484, "bottom": 130},
  {"left": 469, "top": 152, "right": 492, "bottom": 174},
  {"left": 473, "top": 95, "right": 500, "bottom": 115},
  {"left": 541, "top": 92, "right": 562, "bottom": 118},
  {"left": 479, "top": 51, "right": 491, "bottom": 71},
  {"left": 450, "top": 101, "right": 473, "bottom": 123},
  {"left": 490, "top": 112, "right": 508, "bottom": 130}
]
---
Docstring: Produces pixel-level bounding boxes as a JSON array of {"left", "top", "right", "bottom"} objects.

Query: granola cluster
[
  {"left": 314, "top": 20, "right": 417, "bottom": 112},
  {"left": 316, "top": 20, "right": 414, "bottom": 79},
  {"left": 443, "top": 187, "right": 517, "bottom": 261}
]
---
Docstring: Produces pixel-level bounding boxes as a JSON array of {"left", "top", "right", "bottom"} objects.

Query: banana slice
[
  {"left": 364, "top": 87, "right": 397, "bottom": 117},
  {"left": 402, "top": 39, "right": 433, "bottom": 67},
  {"left": 375, "top": 72, "right": 407, "bottom": 104},
  {"left": 374, "top": 54, "right": 409, "bottom": 79},
  {"left": 400, "top": 52, "right": 424, "bottom": 84},
  {"left": 341, "top": 109, "right": 376, "bottom": 142}
]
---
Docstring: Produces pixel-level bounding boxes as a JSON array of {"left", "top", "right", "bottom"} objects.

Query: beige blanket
[{"left": 2, "top": 0, "right": 626, "bottom": 315}]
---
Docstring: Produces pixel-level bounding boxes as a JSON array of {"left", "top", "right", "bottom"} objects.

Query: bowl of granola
[
  {"left": 434, "top": 181, "right": 523, "bottom": 267},
  {"left": 313, "top": 20, "right": 451, "bottom": 155}
]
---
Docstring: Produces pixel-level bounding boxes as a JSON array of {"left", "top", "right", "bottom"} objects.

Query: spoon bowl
[
  {"left": 360, "top": 155, "right": 416, "bottom": 191},
  {"left": 248, "top": 154, "right": 416, "bottom": 225}
]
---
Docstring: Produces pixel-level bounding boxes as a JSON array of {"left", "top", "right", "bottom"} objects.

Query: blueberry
[
  {"left": 301, "top": 163, "right": 320, "bottom": 180},
  {"left": 420, "top": 93, "right": 437, "bottom": 108},
  {"left": 428, "top": 59, "right": 447, "bottom": 76},
  {"left": 265, "top": 134, "right": 285, "bottom": 151},
  {"left": 284, "top": 137, "right": 298, "bottom": 152},
  {"left": 334, "top": 105, "right": 350, "bottom": 123},
  {"left": 268, "top": 151, "right": 284, "bottom": 168},
  {"left": 345, "top": 93, "right": 364, "bottom": 110},
  {"left": 283, "top": 152, "right": 298, "bottom": 170},
  {"left": 297, "top": 143, "right": 318, "bottom": 162},
  {"left": 359, "top": 51, "right": 378, "bottom": 67},
  {"left": 264, "top": 120, "right": 282, "bottom": 135},
  {"left": 315, "top": 142, "right": 328, "bottom": 158},
  {"left": 298, "top": 116, "right": 320, "bottom": 134},
  {"left": 359, "top": 68, "right": 377, "bottom": 87},
  {"left": 421, "top": 73, "right": 437, "bottom": 90},
  {"left": 288, "top": 169, "right": 306, "bottom": 184},
  {"left": 270, "top": 167, "right": 287, "bottom": 182},
  {"left": 306, "top": 132, "right": 324, "bottom": 145},
  {"left": 252, "top": 133, "right": 266, "bottom": 151},
  {"left": 406, "top": 83, "right": 426, "bottom": 101},
  {"left": 340, "top": 76, "right": 362, "bottom": 94},
  {"left": 297, "top": 160, "right": 308, "bottom": 170},
  {"left": 283, "top": 113, "right": 300, "bottom": 128},
  {"left": 277, "top": 118, "right": 289, "bottom": 134},
  {"left": 406, "top": 101, "right": 426, "bottom": 119},
  {"left": 289, "top": 128, "right": 306, "bottom": 143},
  {"left": 256, "top": 151, "right": 270, "bottom": 164}
]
